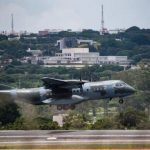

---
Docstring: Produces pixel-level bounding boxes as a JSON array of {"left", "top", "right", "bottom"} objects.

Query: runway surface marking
[
  {"left": 47, "top": 137, "right": 57, "bottom": 140},
  {"left": 1, "top": 130, "right": 150, "bottom": 146}
]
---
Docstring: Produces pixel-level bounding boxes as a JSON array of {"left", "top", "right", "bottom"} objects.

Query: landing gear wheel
[
  {"left": 63, "top": 105, "right": 69, "bottom": 110},
  {"left": 57, "top": 105, "right": 63, "bottom": 110},
  {"left": 70, "top": 105, "right": 76, "bottom": 110},
  {"left": 119, "top": 98, "right": 124, "bottom": 104}
]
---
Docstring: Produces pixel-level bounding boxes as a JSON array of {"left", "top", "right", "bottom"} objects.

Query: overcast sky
[{"left": 0, "top": 0, "right": 150, "bottom": 32}]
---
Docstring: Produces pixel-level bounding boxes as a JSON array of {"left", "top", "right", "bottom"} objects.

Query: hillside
[{"left": 0, "top": 26, "right": 150, "bottom": 64}]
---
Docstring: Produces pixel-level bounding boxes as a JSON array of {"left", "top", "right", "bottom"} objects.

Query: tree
[
  {"left": 34, "top": 117, "right": 60, "bottom": 130},
  {"left": 91, "top": 117, "right": 117, "bottom": 129},
  {"left": 126, "top": 26, "right": 141, "bottom": 33},
  {"left": 0, "top": 34, "right": 8, "bottom": 41},
  {"left": 63, "top": 112, "right": 87, "bottom": 129},
  {"left": 116, "top": 107, "right": 148, "bottom": 129},
  {"left": 0, "top": 101, "right": 20, "bottom": 126}
]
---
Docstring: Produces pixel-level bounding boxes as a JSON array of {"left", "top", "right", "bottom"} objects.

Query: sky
[{"left": 0, "top": 0, "right": 150, "bottom": 32}]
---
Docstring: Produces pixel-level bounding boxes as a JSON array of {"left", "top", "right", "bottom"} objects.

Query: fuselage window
[
  {"left": 93, "top": 88, "right": 99, "bottom": 92},
  {"left": 72, "top": 89, "right": 81, "bottom": 93}
]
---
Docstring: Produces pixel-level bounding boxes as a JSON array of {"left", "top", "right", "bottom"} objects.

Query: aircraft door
[{"left": 106, "top": 84, "right": 114, "bottom": 98}]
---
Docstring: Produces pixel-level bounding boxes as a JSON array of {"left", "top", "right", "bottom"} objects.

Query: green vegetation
[
  {"left": 0, "top": 26, "right": 150, "bottom": 63},
  {"left": 0, "top": 63, "right": 149, "bottom": 130},
  {"left": 1, "top": 144, "right": 150, "bottom": 149},
  {"left": 0, "top": 26, "right": 150, "bottom": 130},
  {"left": 63, "top": 112, "right": 88, "bottom": 129},
  {"left": 0, "top": 100, "right": 20, "bottom": 127}
]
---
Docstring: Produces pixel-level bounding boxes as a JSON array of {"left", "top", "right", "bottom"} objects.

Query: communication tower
[
  {"left": 11, "top": 13, "right": 14, "bottom": 34},
  {"left": 101, "top": 5, "right": 104, "bottom": 34},
  {"left": 100, "top": 5, "right": 108, "bottom": 35}
]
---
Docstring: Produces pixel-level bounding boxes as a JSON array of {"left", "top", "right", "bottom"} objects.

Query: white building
[
  {"left": 43, "top": 48, "right": 130, "bottom": 67},
  {"left": 53, "top": 114, "right": 68, "bottom": 127},
  {"left": 77, "top": 39, "right": 96, "bottom": 45},
  {"left": 108, "top": 28, "right": 126, "bottom": 34},
  {"left": 8, "top": 36, "right": 20, "bottom": 41},
  {"left": 27, "top": 48, "right": 42, "bottom": 57},
  {"left": 20, "top": 48, "right": 43, "bottom": 65}
]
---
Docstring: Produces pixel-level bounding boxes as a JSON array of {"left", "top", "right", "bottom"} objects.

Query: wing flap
[
  {"left": 42, "top": 77, "right": 66, "bottom": 88},
  {"left": 41, "top": 77, "right": 87, "bottom": 89}
]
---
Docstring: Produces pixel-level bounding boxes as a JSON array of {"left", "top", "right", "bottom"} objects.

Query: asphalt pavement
[{"left": 0, "top": 130, "right": 150, "bottom": 145}]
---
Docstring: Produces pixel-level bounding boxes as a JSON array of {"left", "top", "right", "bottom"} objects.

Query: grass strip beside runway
[{"left": 0, "top": 144, "right": 150, "bottom": 149}]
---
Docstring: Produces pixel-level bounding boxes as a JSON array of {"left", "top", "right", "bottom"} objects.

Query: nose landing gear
[{"left": 119, "top": 98, "right": 124, "bottom": 104}]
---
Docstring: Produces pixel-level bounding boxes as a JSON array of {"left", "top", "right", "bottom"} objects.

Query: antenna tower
[
  {"left": 101, "top": 4, "right": 104, "bottom": 35},
  {"left": 11, "top": 13, "right": 14, "bottom": 34}
]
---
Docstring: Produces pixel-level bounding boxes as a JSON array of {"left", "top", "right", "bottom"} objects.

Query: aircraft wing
[
  {"left": 42, "top": 95, "right": 86, "bottom": 105},
  {"left": 41, "top": 77, "right": 87, "bottom": 89}
]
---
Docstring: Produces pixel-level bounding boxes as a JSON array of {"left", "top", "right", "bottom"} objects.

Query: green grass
[{"left": 0, "top": 144, "right": 150, "bottom": 149}]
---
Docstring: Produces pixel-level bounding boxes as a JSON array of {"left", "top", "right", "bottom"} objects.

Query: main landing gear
[
  {"left": 57, "top": 104, "right": 76, "bottom": 110},
  {"left": 119, "top": 98, "right": 124, "bottom": 104}
]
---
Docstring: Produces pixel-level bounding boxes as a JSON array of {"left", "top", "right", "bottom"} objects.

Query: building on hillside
[
  {"left": 42, "top": 48, "right": 130, "bottom": 68},
  {"left": 27, "top": 48, "right": 42, "bottom": 57},
  {"left": 56, "top": 38, "right": 97, "bottom": 50},
  {"left": 56, "top": 37, "right": 78, "bottom": 50},
  {"left": 24, "top": 48, "right": 43, "bottom": 64},
  {"left": 108, "top": 28, "right": 126, "bottom": 34},
  {"left": 8, "top": 36, "right": 20, "bottom": 41},
  {"left": 77, "top": 39, "right": 97, "bottom": 45},
  {"left": 22, "top": 36, "right": 37, "bottom": 40},
  {"left": 38, "top": 29, "right": 63, "bottom": 36},
  {"left": 38, "top": 30, "right": 49, "bottom": 36},
  {"left": 22, "top": 48, "right": 130, "bottom": 68}
]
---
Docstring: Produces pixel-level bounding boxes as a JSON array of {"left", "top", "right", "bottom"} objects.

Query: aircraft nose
[{"left": 128, "top": 86, "right": 136, "bottom": 94}]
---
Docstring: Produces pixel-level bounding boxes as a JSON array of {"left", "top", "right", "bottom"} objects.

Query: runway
[{"left": 0, "top": 130, "right": 150, "bottom": 146}]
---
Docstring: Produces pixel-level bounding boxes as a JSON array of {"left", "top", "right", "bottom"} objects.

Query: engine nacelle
[
  {"left": 12, "top": 88, "right": 52, "bottom": 105},
  {"left": 37, "top": 88, "right": 52, "bottom": 104}
]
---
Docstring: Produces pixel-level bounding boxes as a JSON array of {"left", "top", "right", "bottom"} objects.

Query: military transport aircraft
[{"left": 0, "top": 77, "right": 135, "bottom": 110}]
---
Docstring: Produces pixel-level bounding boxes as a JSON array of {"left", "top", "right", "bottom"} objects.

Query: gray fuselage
[{"left": 0, "top": 80, "right": 135, "bottom": 106}]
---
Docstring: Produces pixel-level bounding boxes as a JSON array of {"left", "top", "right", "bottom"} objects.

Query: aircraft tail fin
[{"left": 0, "top": 84, "right": 12, "bottom": 90}]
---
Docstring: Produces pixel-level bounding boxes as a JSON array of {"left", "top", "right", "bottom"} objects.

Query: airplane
[{"left": 0, "top": 77, "right": 135, "bottom": 110}]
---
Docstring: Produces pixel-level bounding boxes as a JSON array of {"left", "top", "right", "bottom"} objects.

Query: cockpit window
[{"left": 115, "top": 82, "right": 126, "bottom": 87}]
